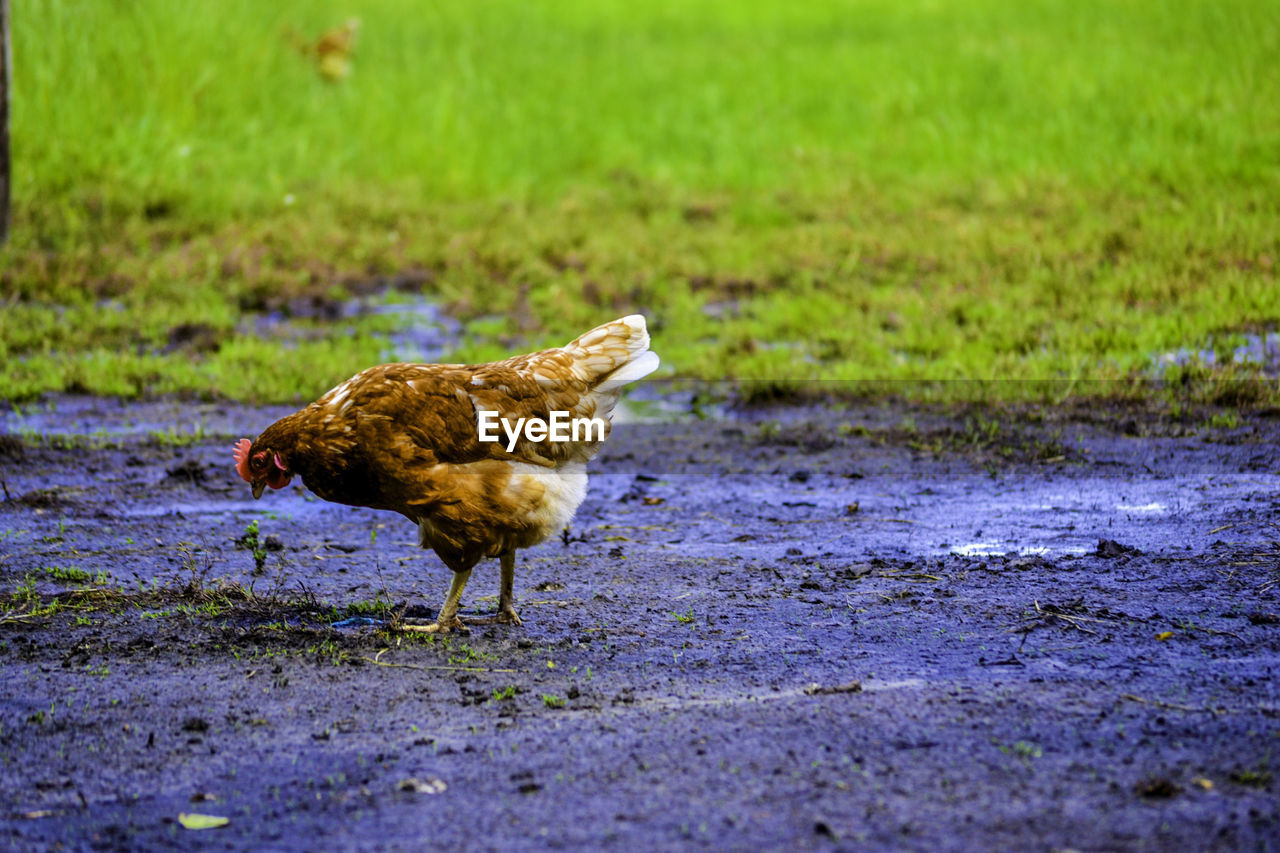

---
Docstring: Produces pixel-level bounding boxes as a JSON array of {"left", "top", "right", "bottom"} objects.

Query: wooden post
[{"left": 0, "top": 0, "right": 10, "bottom": 246}]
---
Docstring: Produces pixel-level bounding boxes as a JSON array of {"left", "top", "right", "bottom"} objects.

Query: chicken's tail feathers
[{"left": 562, "top": 315, "right": 659, "bottom": 388}]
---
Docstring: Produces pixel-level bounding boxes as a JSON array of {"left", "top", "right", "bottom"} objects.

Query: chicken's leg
[
  {"left": 497, "top": 550, "right": 522, "bottom": 624},
  {"left": 400, "top": 567, "right": 471, "bottom": 633},
  {"left": 467, "top": 550, "right": 523, "bottom": 626}
]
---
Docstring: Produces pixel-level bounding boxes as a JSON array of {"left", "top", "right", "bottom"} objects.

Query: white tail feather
[{"left": 598, "top": 349, "right": 660, "bottom": 392}]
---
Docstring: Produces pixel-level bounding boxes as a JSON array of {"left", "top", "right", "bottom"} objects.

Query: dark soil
[{"left": 1, "top": 396, "right": 1278, "bottom": 851}]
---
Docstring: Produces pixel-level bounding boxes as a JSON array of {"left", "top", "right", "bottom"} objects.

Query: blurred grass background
[{"left": 2, "top": 0, "right": 1278, "bottom": 401}]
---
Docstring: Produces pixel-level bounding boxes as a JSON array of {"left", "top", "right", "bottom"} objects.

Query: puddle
[
  {"left": 953, "top": 543, "right": 1047, "bottom": 557},
  {"left": 1151, "top": 331, "right": 1280, "bottom": 377},
  {"left": 365, "top": 297, "right": 462, "bottom": 363},
  {"left": 330, "top": 616, "right": 385, "bottom": 629},
  {"left": 948, "top": 543, "right": 1093, "bottom": 557},
  {"left": 243, "top": 290, "right": 463, "bottom": 364},
  {"left": 1115, "top": 502, "right": 1167, "bottom": 514}
]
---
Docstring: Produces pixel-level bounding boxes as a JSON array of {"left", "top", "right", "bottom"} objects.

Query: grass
[
  {"left": 42, "top": 565, "right": 108, "bottom": 586},
  {"left": 2, "top": 0, "right": 1278, "bottom": 402}
]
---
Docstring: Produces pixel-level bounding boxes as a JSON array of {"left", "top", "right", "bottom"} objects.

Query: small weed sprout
[
  {"left": 1206, "top": 411, "right": 1241, "bottom": 430},
  {"left": 177, "top": 544, "right": 215, "bottom": 594},
  {"left": 239, "top": 520, "right": 268, "bottom": 574},
  {"left": 1230, "top": 766, "right": 1272, "bottom": 787},
  {"left": 542, "top": 694, "right": 566, "bottom": 709},
  {"left": 995, "top": 739, "right": 1043, "bottom": 763},
  {"left": 448, "top": 643, "right": 497, "bottom": 666}
]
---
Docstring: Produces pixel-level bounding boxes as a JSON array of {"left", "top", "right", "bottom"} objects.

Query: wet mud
[{"left": 1, "top": 397, "right": 1278, "bottom": 851}]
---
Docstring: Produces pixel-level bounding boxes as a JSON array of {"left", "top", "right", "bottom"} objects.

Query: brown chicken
[{"left": 233, "top": 315, "right": 658, "bottom": 633}]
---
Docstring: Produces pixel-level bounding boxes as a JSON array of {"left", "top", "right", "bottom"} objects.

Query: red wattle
[{"left": 266, "top": 469, "right": 292, "bottom": 490}]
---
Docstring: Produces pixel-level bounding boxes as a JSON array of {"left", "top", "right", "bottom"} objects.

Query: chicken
[{"left": 232, "top": 315, "right": 659, "bottom": 633}]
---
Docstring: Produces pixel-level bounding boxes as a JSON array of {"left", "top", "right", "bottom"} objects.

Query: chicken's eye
[{"left": 251, "top": 453, "right": 267, "bottom": 471}]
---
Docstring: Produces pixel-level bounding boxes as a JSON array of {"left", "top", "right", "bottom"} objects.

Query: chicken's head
[{"left": 233, "top": 438, "right": 293, "bottom": 499}]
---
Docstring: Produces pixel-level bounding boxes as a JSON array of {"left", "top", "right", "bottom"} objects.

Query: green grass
[{"left": 2, "top": 0, "right": 1278, "bottom": 402}]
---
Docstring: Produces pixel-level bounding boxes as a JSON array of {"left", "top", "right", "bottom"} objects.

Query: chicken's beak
[{"left": 252, "top": 481, "right": 266, "bottom": 500}]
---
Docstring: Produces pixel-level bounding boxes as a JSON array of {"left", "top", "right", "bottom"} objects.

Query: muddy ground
[{"left": 1, "top": 395, "right": 1278, "bottom": 851}]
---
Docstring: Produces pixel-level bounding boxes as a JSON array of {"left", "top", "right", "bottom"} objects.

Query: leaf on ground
[
  {"left": 1155, "top": 631, "right": 1174, "bottom": 641},
  {"left": 178, "top": 812, "right": 229, "bottom": 830}
]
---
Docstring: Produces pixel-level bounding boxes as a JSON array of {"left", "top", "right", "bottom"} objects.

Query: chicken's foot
[{"left": 400, "top": 567, "right": 471, "bottom": 634}]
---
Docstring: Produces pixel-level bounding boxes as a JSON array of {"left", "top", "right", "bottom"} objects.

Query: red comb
[{"left": 233, "top": 438, "right": 253, "bottom": 483}]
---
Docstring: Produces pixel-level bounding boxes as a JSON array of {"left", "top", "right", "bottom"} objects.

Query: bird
[
  {"left": 232, "top": 315, "right": 659, "bottom": 633},
  {"left": 286, "top": 18, "right": 360, "bottom": 81}
]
